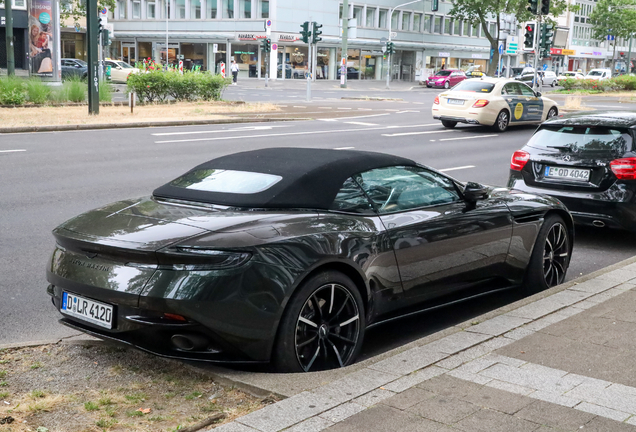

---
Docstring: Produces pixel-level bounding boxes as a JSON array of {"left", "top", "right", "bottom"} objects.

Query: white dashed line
[
  {"left": 382, "top": 130, "right": 454, "bottom": 137},
  {"left": 0, "top": 149, "right": 26, "bottom": 153},
  {"left": 334, "top": 147, "right": 355, "bottom": 150},
  {"left": 337, "top": 107, "right": 353, "bottom": 110},
  {"left": 343, "top": 122, "right": 378, "bottom": 126},
  {"left": 439, "top": 134, "right": 498, "bottom": 141},
  {"left": 439, "top": 165, "right": 476, "bottom": 172}
]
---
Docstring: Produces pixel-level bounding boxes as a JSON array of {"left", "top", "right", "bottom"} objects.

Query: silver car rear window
[
  {"left": 528, "top": 126, "right": 632, "bottom": 156},
  {"left": 169, "top": 169, "right": 283, "bottom": 194}
]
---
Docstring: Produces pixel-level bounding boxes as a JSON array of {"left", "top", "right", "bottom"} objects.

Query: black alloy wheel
[
  {"left": 493, "top": 110, "right": 510, "bottom": 132},
  {"left": 523, "top": 215, "right": 571, "bottom": 294},
  {"left": 547, "top": 106, "right": 558, "bottom": 120},
  {"left": 274, "top": 271, "right": 365, "bottom": 372}
]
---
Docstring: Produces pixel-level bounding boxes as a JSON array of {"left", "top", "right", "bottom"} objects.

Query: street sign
[
  {"left": 506, "top": 35, "right": 519, "bottom": 55},
  {"left": 272, "top": 43, "right": 278, "bottom": 50},
  {"left": 390, "top": 32, "right": 397, "bottom": 38},
  {"left": 213, "top": 43, "right": 218, "bottom": 52},
  {"left": 543, "top": 63, "right": 548, "bottom": 70},
  {"left": 498, "top": 43, "right": 504, "bottom": 55},
  {"left": 265, "top": 19, "right": 272, "bottom": 35}
]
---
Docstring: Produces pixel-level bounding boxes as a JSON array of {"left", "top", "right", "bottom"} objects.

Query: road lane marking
[
  {"left": 439, "top": 165, "right": 476, "bottom": 172},
  {"left": 344, "top": 122, "right": 378, "bottom": 126},
  {"left": 337, "top": 107, "right": 352, "bottom": 110},
  {"left": 396, "top": 110, "right": 420, "bottom": 114},
  {"left": 334, "top": 147, "right": 355, "bottom": 150},
  {"left": 293, "top": 106, "right": 307, "bottom": 108},
  {"left": 382, "top": 130, "right": 454, "bottom": 137},
  {"left": 317, "top": 119, "right": 339, "bottom": 122},
  {"left": 151, "top": 125, "right": 284, "bottom": 136},
  {"left": 0, "top": 149, "right": 26, "bottom": 153},
  {"left": 439, "top": 134, "right": 498, "bottom": 141},
  {"left": 385, "top": 123, "right": 438, "bottom": 129},
  {"left": 328, "top": 113, "right": 390, "bottom": 120}
]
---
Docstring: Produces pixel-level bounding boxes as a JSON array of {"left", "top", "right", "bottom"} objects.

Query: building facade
[
  {"left": 1, "top": 0, "right": 29, "bottom": 71},
  {"left": 107, "top": 0, "right": 505, "bottom": 81}
]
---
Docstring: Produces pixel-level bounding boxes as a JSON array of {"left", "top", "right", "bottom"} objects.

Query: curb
[
  {"left": 340, "top": 97, "right": 404, "bottom": 101},
  {"left": 0, "top": 116, "right": 302, "bottom": 134}
]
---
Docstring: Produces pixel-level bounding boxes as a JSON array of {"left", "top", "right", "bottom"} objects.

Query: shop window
[
  {"left": 391, "top": 10, "right": 398, "bottom": 30},
  {"left": 366, "top": 8, "right": 375, "bottom": 27},
  {"left": 191, "top": 0, "right": 201, "bottom": 18},
  {"left": 401, "top": 12, "right": 411, "bottom": 31},
  {"left": 453, "top": 19, "right": 460, "bottom": 35},
  {"left": 181, "top": 43, "right": 208, "bottom": 71},
  {"left": 60, "top": 0, "right": 73, "bottom": 12},
  {"left": 336, "top": 48, "right": 361, "bottom": 80},
  {"left": 132, "top": 0, "right": 140, "bottom": 18},
  {"left": 241, "top": 0, "right": 251, "bottom": 18},
  {"left": 147, "top": 1, "right": 156, "bottom": 18},
  {"left": 316, "top": 48, "right": 331, "bottom": 79},
  {"left": 223, "top": 0, "right": 233, "bottom": 18},
  {"left": 434, "top": 16, "right": 441, "bottom": 33},
  {"left": 413, "top": 14, "right": 421, "bottom": 32},
  {"left": 259, "top": 0, "right": 268, "bottom": 18},
  {"left": 354, "top": 7, "right": 363, "bottom": 27},
  {"left": 379, "top": 9, "right": 388, "bottom": 29},
  {"left": 444, "top": 18, "right": 452, "bottom": 34},
  {"left": 207, "top": 0, "right": 217, "bottom": 18},
  {"left": 423, "top": 14, "right": 431, "bottom": 32},
  {"left": 13, "top": 0, "right": 25, "bottom": 7},
  {"left": 117, "top": 0, "right": 127, "bottom": 19}
]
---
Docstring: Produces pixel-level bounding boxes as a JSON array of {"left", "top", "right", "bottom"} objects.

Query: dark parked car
[
  {"left": 61, "top": 58, "right": 88, "bottom": 81},
  {"left": 337, "top": 67, "right": 360, "bottom": 80},
  {"left": 47, "top": 148, "right": 573, "bottom": 372},
  {"left": 508, "top": 111, "right": 636, "bottom": 231}
]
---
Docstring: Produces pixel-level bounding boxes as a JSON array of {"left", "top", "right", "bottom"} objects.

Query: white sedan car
[
  {"left": 557, "top": 71, "right": 585, "bottom": 83},
  {"left": 104, "top": 60, "right": 141, "bottom": 83},
  {"left": 432, "top": 78, "right": 559, "bottom": 132}
]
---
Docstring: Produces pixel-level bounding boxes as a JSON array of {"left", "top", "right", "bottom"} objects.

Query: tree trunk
[{"left": 489, "top": 43, "right": 500, "bottom": 76}]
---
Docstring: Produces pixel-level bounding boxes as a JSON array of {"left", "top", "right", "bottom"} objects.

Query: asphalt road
[{"left": 2, "top": 91, "right": 636, "bottom": 363}]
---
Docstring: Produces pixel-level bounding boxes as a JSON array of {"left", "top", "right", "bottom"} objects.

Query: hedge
[
  {"left": 0, "top": 76, "right": 113, "bottom": 105},
  {"left": 561, "top": 75, "right": 636, "bottom": 92},
  {"left": 126, "top": 70, "right": 231, "bottom": 103}
]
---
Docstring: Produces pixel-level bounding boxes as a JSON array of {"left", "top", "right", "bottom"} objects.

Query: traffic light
[
  {"left": 261, "top": 38, "right": 271, "bottom": 52},
  {"left": 300, "top": 21, "right": 311, "bottom": 44},
  {"left": 524, "top": 23, "right": 535, "bottom": 48},
  {"left": 540, "top": 23, "right": 554, "bottom": 49},
  {"left": 98, "top": 17, "right": 105, "bottom": 33},
  {"left": 541, "top": 0, "right": 550, "bottom": 15},
  {"left": 527, "top": 0, "right": 538, "bottom": 15},
  {"left": 102, "top": 29, "right": 111, "bottom": 46},
  {"left": 312, "top": 22, "right": 323, "bottom": 44},
  {"left": 387, "top": 41, "right": 395, "bottom": 54}
]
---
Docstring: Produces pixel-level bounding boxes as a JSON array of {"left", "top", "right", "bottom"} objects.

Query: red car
[{"left": 426, "top": 69, "right": 467, "bottom": 89}]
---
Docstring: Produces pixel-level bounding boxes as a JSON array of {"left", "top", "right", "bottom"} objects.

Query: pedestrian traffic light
[
  {"left": 312, "top": 22, "right": 323, "bottom": 44},
  {"left": 300, "top": 21, "right": 311, "bottom": 44},
  {"left": 387, "top": 41, "right": 395, "bottom": 54},
  {"left": 527, "top": 0, "right": 538, "bottom": 15},
  {"left": 541, "top": 0, "right": 550, "bottom": 15},
  {"left": 261, "top": 38, "right": 271, "bottom": 52},
  {"left": 524, "top": 23, "right": 535, "bottom": 48}
]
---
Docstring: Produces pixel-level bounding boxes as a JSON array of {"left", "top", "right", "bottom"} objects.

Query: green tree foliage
[
  {"left": 449, "top": 0, "right": 571, "bottom": 75},
  {"left": 59, "top": 0, "right": 117, "bottom": 22},
  {"left": 588, "top": 0, "right": 636, "bottom": 70}
]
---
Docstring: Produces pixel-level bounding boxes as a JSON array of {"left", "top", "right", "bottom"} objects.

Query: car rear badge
[{"left": 563, "top": 155, "right": 571, "bottom": 162}]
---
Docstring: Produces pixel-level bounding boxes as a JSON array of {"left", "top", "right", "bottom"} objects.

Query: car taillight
[
  {"left": 434, "top": 96, "right": 440, "bottom": 105},
  {"left": 511, "top": 150, "right": 530, "bottom": 171},
  {"left": 610, "top": 157, "right": 636, "bottom": 180},
  {"left": 472, "top": 99, "right": 489, "bottom": 108}
]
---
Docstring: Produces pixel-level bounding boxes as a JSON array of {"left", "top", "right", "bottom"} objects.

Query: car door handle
[{"left": 506, "top": 98, "right": 513, "bottom": 102}]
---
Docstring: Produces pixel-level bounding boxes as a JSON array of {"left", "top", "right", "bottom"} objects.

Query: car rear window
[
  {"left": 435, "top": 71, "right": 452, "bottom": 76},
  {"left": 451, "top": 81, "right": 495, "bottom": 93},
  {"left": 527, "top": 126, "right": 632, "bottom": 157},
  {"left": 169, "top": 169, "right": 283, "bottom": 194}
]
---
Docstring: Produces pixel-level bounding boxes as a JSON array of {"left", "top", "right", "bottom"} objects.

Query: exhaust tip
[
  {"left": 592, "top": 220, "right": 606, "bottom": 228},
  {"left": 171, "top": 334, "right": 208, "bottom": 352}
]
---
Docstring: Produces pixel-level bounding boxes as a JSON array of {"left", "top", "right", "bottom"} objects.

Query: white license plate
[
  {"left": 545, "top": 166, "right": 590, "bottom": 181},
  {"left": 61, "top": 292, "right": 114, "bottom": 329},
  {"left": 447, "top": 98, "right": 465, "bottom": 105}
]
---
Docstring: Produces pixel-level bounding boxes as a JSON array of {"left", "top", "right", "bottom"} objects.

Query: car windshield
[
  {"left": 169, "top": 169, "right": 283, "bottom": 194},
  {"left": 115, "top": 61, "right": 134, "bottom": 69},
  {"left": 451, "top": 81, "right": 495, "bottom": 93},
  {"left": 527, "top": 126, "right": 632, "bottom": 158},
  {"left": 435, "top": 71, "right": 452, "bottom": 76},
  {"left": 563, "top": 72, "right": 575, "bottom": 76},
  {"left": 587, "top": 71, "right": 603, "bottom": 76},
  {"left": 74, "top": 60, "right": 87, "bottom": 67}
]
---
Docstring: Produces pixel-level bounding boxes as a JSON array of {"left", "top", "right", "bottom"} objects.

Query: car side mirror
[
  {"left": 463, "top": 182, "right": 488, "bottom": 203},
  {"left": 535, "top": 91, "right": 542, "bottom": 97},
  {"left": 117, "top": 66, "right": 123, "bottom": 70},
  {"left": 75, "top": 64, "right": 81, "bottom": 68}
]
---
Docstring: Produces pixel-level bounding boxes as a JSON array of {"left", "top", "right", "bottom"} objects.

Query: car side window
[
  {"left": 518, "top": 83, "right": 535, "bottom": 97},
  {"left": 503, "top": 83, "right": 520, "bottom": 96},
  {"left": 356, "top": 166, "right": 460, "bottom": 214},
  {"left": 330, "top": 177, "right": 374, "bottom": 214}
]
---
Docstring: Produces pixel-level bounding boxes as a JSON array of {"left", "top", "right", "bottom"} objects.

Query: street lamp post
[{"left": 386, "top": 0, "right": 423, "bottom": 89}]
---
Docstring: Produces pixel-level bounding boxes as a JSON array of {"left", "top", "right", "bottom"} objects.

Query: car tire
[
  {"left": 551, "top": 80, "right": 556, "bottom": 87},
  {"left": 522, "top": 214, "right": 571, "bottom": 295},
  {"left": 426, "top": 83, "right": 432, "bottom": 88},
  {"left": 492, "top": 110, "right": 510, "bottom": 132},
  {"left": 546, "top": 106, "right": 558, "bottom": 120},
  {"left": 444, "top": 81, "right": 450, "bottom": 89},
  {"left": 441, "top": 120, "right": 457, "bottom": 128},
  {"left": 273, "top": 270, "right": 366, "bottom": 373}
]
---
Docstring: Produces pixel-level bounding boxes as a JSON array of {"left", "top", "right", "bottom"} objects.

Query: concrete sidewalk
[{"left": 209, "top": 256, "right": 636, "bottom": 432}]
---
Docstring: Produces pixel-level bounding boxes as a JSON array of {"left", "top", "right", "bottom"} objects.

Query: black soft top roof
[
  {"left": 543, "top": 111, "right": 636, "bottom": 129},
  {"left": 153, "top": 147, "right": 416, "bottom": 209}
]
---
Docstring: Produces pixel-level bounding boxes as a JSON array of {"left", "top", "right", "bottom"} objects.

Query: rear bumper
[
  {"left": 433, "top": 115, "right": 482, "bottom": 125},
  {"left": 508, "top": 172, "right": 636, "bottom": 231}
]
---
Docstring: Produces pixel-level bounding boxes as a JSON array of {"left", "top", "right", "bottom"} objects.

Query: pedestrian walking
[{"left": 231, "top": 59, "right": 239, "bottom": 85}]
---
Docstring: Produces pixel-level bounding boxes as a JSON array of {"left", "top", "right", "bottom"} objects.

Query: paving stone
[
  {"left": 453, "top": 407, "right": 541, "bottom": 432},
  {"left": 568, "top": 278, "right": 620, "bottom": 294},
  {"left": 313, "top": 368, "right": 400, "bottom": 404},
  {"left": 514, "top": 400, "right": 595, "bottom": 430},
  {"left": 382, "top": 366, "right": 446, "bottom": 393},
  {"left": 578, "top": 416, "right": 636, "bottom": 431},
  {"left": 608, "top": 383, "right": 636, "bottom": 397},
  {"left": 504, "top": 327, "right": 536, "bottom": 340},
  {"left": 284, "top": 416, "right": 334, "bottom": 432},
  {"left": 527, "top": 390, "right": 581, "bottom": 408},
  {"left": 485, "top": 379, "right": 535, "bottom": 396},
  {"left": 575, "top": 402, "right": 631, "bottom": 422},
  {"left": 446, "top": 369, "right": 493, "bottom": 385},
  {"left": 596, "top": 269, "right": 636, "bottom": 283},
  {"left": 451, "top": 357, "right": 498, "bottom": 374},
  {"left": 482, "top": 353, "right": 527, "bottom": 368},
  {"left": 352, "top": 388, "right": 396, "bottom": 407},
  {"left": 506, "top": 291, "right": 592, "bottom": 320},
  {"left": 416, "top": 374, "right": 485, "bottom": 399},
  {"left": 380, "top": 387, "right": 436, "bottom": 410},
  {"left": 211, "top": 422, "right": 260, "bottom": 432},
  {"left": 627, "top": 416, "right": 636, "bottom": 426},
  {"left": 323, "top": 404, "right": 447, "bottom": 432},
  {"left": 368, "top": 345, "right": 447, "bottom": 376},
  {"left": 567, "top": 383, "right": 636, "bottom": 414},
  {"left": 461, "top": 382, "right": 536, "bottom": 414},
  {"left": 318, "top": 402, "right": 366, "bottom": 423},
  {"left": 522, "top": 308, "right": 583, "bottom": 332},
  {"left": 406, "top": 394, "right": 480, "bottom": 424},
  {"left": 423, "top": 331, "right": 493, "bottom": 355},
  {"left": 466, "top": 315, "right": 531, "bottom": 336},
  {"left": 480, "top": 363, "right": 580, "bottom": 394}
]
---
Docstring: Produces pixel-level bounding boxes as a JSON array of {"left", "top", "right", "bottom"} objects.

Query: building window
[
  {"left": 489, "top": 22, "right": 496, "bottom": 37},
  {"left": 444, "top": 17, "right": 452, "bottom": 34},
  {"left": 423, "top": 14, "right": 431, "bottom": 32},
  {"left": 206, "top": 0, "right": 217, "bottom": 18},
  {"left": 379, "top": 9, "right": 388, "bottom": 29},
  {"left": 191, "top": 0, "right": 201, "bottom": 18},
  {"left": 391, "top": 10, "right": 398, "bottom": 29},
  {"left": 241, "top": 0, "right": 251, "bottom": 18},
  {"left": 223, "top": 0, "right": 233, "bottom": 18},
  {"left": 176, "top": 0, "right": 185, "bottom": 18},
  {"left": 132, "top": 0, "right": 140, "bottom": 18},
  {"left": 117, "top": 0, "right": 127, "bottom": 19},
  {"left": 401, "top": 12, "right": 411, "bottom": 31},
  {"left": 463, "top": 21, "right": 470, "bottom": 36},
  {"left": 259, "top": 0, "right": 268, "bottom": 18},
  {"left": 453, "top": 19, "right": 460, "bottom": 34},
  {"left": 366, "top": 8, "right": 375, "bottom": 27},
  {"left": 354, "top": 6, "right": 363, "bottom": 27},
  {"left": 146, "top": 1, "right": 156, "bottom": 18},
  {"left": 434, "top": 15, "right": 441, "bottom": 33},
  {"left": 574, "top": 16, "right": 579, "bottom": 22},
  {"left": 13, "top": 0, "right": 25, "bottom": 7},
  {"left": 413, "top": 13, "right": 421, "bottom": 32},
  {"left": 472, "top": 25, "right": 478, "bottom": 37}
]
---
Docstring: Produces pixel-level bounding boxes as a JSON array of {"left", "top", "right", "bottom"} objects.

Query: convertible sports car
[{"left": 46, "top": 148, "right": 573, "bottom": 372}]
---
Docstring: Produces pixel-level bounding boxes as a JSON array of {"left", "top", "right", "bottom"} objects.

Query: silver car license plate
[
  {"left": 446, "top": 98, "right": 465, "bottom": 105},
  {"left": 545, "top": 166, "right": 590, "bottom": 181},
  {"left": 61, "top": 292, "right": 114, "bottom": 329}
]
